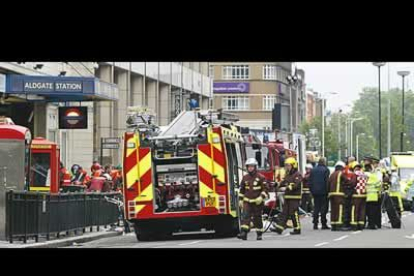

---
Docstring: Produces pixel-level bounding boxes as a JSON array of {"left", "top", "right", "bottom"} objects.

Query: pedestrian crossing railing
[{"left": 5, "top": 190, "right": 121, "bottom": 244}]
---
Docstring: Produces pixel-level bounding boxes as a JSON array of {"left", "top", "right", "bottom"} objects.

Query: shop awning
[{"left": 5, "top": 75, "right": 119, "bottom": 102}]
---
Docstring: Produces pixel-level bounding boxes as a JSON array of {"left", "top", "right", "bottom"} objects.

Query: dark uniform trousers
[
  {"left": 301, "top": 191, "right": 313, "bottom": 213},
  {"left": 275, "top": 199, "right": 301, "bottom": 231},
  {"left": 351, "top": 197, "right": 366, "bottom": 227},
  {"left": 241, "top": 202, "right": 264, "bottom": 231},
  {"left": 313, "top": 195, "right": 328, "bottom": 225},
  {"left": 343, "top": 194, "right": 353, "bottom": 227},
  {"left": 366, "top": 201, "right": 382, "bottom": 228},
  {"left": 330, "top": 195, "right": 344, "bottom": 227}
]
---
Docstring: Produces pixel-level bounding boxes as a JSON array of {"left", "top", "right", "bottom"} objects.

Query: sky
[{"left": 296, "top": 62, "right": 414, "bottom": 113}]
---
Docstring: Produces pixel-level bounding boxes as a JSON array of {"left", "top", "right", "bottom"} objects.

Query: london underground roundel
[{"left": 59, "top": 107, "right": 88, "bottom": 129}]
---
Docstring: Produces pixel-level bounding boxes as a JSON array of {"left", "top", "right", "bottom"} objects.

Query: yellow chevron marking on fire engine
[
  {"left": 139, "top": 151, "right": 152, "bottom": 177},
  {"left": 198, "top": 150, "right": 225, "bottom": 184},
  {"left": 126, "top": 137, "right": 136, "bottom": 157},
  {"left": 134, "top": 204, "right": 146, "bottom": 215},
  {"left": 126, "top": 164, "right": 139, "bottom": 189},
  {"left": 134, "top": 184, "right": 154, "bottom": 202},
  {"left": 198, "top": 150, "right": 213, "bottom": 174},
  {"left": 200, "top": 181, "right": 219, "bottom": 209},
  {"left": 214, "top": 162, "right": 225, "bottom": 184}
]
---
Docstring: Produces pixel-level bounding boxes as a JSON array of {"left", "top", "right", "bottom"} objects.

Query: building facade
[
  {"left": 0, "top": 62, "right": 212, "bottom": 169},
  {"left": 306, "top": 89, "right": 324, "bottom": 122},
  {"left": 210, "top": 62, "right": 306, "bottom": 132}
]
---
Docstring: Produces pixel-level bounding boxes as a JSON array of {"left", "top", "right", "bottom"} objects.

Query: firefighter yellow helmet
[
  {"left": 285, "top": 157, "right": 297, "bottom": 168},
  {"left": 350, "top": 162, "right": 361, "bottom": 170}
]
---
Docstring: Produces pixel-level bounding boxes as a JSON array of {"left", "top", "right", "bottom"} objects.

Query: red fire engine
[{"left": 122, "top": 109, "right": 246, "bottom": 241}]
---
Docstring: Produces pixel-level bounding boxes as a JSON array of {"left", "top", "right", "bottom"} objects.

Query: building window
[
  {"left": 222, "top": 96, "right": 249, "bottom": 111},
  {"left": 209, "top": 65, "right": 214, "bottom": 79},
  {"left": 263, "top": 95, "right": 277, "bottom": 111},
  {"left": 263, "top": 65, "right": 277, "bottom": 80},
  {"left": 222, "top": 65, "right": 249, "bottom": 80}
]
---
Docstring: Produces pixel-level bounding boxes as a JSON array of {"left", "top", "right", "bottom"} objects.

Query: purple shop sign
[{"left": 213, "top": 82, "right": 250, "bottom": 93}]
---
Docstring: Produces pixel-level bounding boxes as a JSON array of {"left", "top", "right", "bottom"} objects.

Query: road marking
[
  {"left": 352, "top": 231, "right": 361, "bottom": 235},
  {"left": 334, "top": 235, "right": 349, "bottom": 241},
  {"left": 178, "top": 240, "right": 203, "bottom": 246},
  {"left": 402, "top": 215, "right": 407, "bottom": 218},
  {"left": 148, "top": 243, "right": 168, "bottom": 248},
  {"left": 404, "top": 234, "right": 414, "bottom": 239},
  {"left": 408, "top": 213, "right": 412, "bottom": 216},
  {"left": 315, "top": 242, "right": 329, "bottom": 247},
  {"left": 283, "top": 233, "right": 290, "bottom": 237}
]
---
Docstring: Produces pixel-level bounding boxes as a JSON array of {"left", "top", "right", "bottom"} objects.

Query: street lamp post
[
  {"left": 356, "top": 133, "right": 365, "bottom": 162},
  {"left": 338, "top": 110, "right": 342, "bottom": 161},
  {"left": 350, "top": 117, "right": 364, "bottom": 157},
  {"left": 287, "top": 72, "right": 299, "bottom": 133},
  {"left": 372, "top": 62, "right": 386, "bottom": 159},
  {"left": 397, "top": 71, "right": 410, "bottom": 152},
  {"left": 320, "top": 92, "right": 337, "bottom": 158}
]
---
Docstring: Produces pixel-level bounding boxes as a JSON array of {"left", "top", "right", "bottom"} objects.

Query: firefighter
[
  {"left": 59, "top": 162, "right": 71, "bottom": 187},
  {"left": 273, "top": 157, "right": 303, "bottom": 235},
  {"left": 343, "top": 156, "right": 356, "bottom": 230},
  {"left": 301, "top": 164, "right": 313, "bottom": 213},
  {"left": 328, "top": 161, "right": 352, "bottom": 231},
  {"left": 350, "top": 162, "right": 367, "bottom": 230},
  {"left": 364, "top": 157, "right": 382, "bottom": 230},
  {"left": 238, "top": 158, "right": 268, "bottom": 241}
]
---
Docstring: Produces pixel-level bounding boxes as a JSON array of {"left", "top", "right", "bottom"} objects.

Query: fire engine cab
[{"left": 123, "top": 108, "right": 246, "bottom": 241}]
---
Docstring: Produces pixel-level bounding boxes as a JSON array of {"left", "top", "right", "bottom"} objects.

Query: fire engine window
[
  {"left": 246, "top": 146, "right": 270, "bottom": 170},
  {"left": 31, "top": 153, "right": 51, "bottom": 187}
]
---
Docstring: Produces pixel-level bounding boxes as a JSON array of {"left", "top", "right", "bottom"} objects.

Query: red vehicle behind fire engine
[{"left": 0, "top": 117, "right": 60, "bottom": 193}]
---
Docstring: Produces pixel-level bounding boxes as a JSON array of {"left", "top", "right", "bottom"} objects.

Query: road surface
[{"left": 66, "top": 211, "right": 414, "bottom": 248}]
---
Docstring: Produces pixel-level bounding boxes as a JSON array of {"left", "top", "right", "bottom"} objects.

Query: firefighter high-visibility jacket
[
  {"left": 328, "top": 170, "right": 352, "bottom": 198},
  {"left": 279, "top": 170, "right": 303, "bottom": 200},
  {"left": 365, "top": 171, "right": 381, "bottom": 202},
  {"left": 239, "top": 172, "right": 268, "bottom": 203},
  {"left": 275, "top": 167, "right": 286, "bottom": 183}
]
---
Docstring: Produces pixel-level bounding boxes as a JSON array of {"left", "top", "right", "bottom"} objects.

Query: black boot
[
  {"left": 290, "top": 229, "right": 301, "bottom": 235},
  {"left": 321, "top": 224, "right": 331, "bottom": 230},
  {"left": 239, "top": 229, "right": 248, "bottom": 240},
  {"left": 368, "top": 225, "right": 377, "bottom": 230},
  {"left": 331, "top": 225, "right": 337, "bottom": 231},
  {"left": 256, "top": 231, "right": 263, "bottom": 240},
  {"left": 313, "top": 224, "right": 318, "bottom": 230}
]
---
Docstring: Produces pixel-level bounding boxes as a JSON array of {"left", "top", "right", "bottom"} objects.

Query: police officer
[
  {"left": 328, "top": 161, "right": 352, "bottom": 231},
  {"left": 273, "top": 157, "right": 303, "bottom": 235},
  {"left": 238, "top": 158, "right": 268, "bottom": 241},
  {"left": 364, "top": 156, "right": 382, "bottom": 230}
]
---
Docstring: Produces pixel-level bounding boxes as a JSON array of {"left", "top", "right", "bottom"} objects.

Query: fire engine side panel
[
  {"left": 212, "top": 127, "right": 231, "bottom": 216},
  {"left": 123, "top": 132, "right": 139, "bottom": 220}
]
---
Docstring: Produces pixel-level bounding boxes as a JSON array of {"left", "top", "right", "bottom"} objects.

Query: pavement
[
  {"left": 65, "top": 211, "right": 414, "bottom": 248},
  {"left": 0, "top": 226, "right": 123, "bottom": 248}
]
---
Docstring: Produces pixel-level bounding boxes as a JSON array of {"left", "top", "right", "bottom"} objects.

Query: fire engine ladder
[{"left": 155, "top": 111, "right": 202, "bottom": 140}]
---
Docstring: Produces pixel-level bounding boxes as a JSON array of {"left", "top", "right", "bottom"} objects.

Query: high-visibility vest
[{"left": 366, "top": 172, "right": 381, "bottom": 202}]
